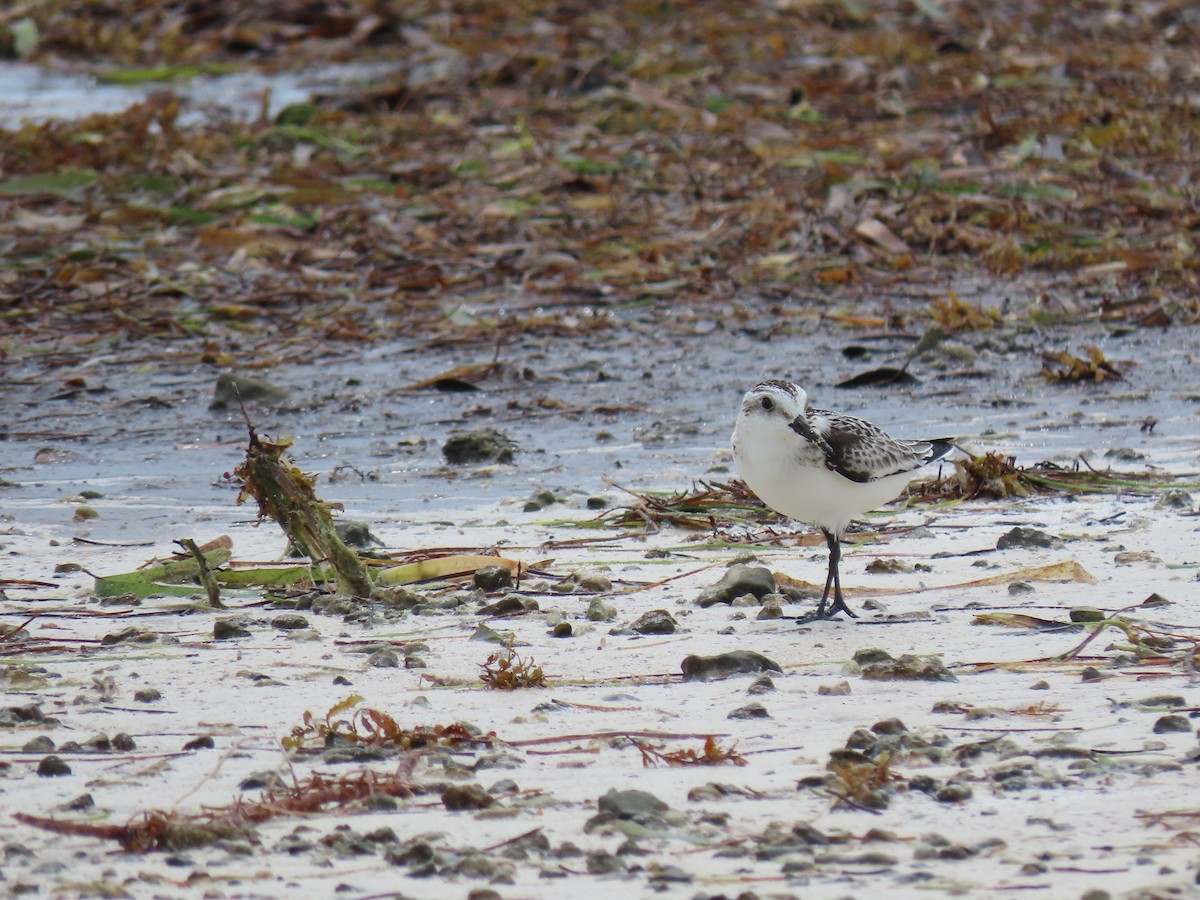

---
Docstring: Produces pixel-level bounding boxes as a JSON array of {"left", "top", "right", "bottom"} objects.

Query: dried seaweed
[
  {"left": 13, "top": 761, "right": 417, "bottom": 853},
  {"left": 914, "top": 452, "right": 1188, "bottom": 502},
  {"left": 827, "top": 750, "right": 899, "bottom": 812},
  {"left": 633, "top": 736, "right": 747, "bottom": 768},
  {"left": 283, "top": 696, "right": 496, "bottom": 752},
  {"left": 929, "top": 293, "right": 1000, "bottom": 332},
  {"left": 596, "top": 480, "right": 770, "bottom": 531},
  {"left": 480, "top": 639, "right": 547, "bottom": 690},
  {"left": 232, "top": 425, "right": 373, "bottom": 596},
  {"left": 1040, "top": 347, "right": 1124, "bottom": 383}
]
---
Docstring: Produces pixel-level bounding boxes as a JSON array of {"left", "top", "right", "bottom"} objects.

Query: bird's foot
[{"left": 805, "top": 595, "right": 859, "bottom": 621}]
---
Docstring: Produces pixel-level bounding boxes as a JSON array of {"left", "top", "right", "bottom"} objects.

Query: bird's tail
[{"left": 908, "top": 438, "right": 956, "bottom": 465}]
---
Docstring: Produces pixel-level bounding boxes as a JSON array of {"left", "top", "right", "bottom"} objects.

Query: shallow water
[
  {"left": 2, "top": 313, "right": 1196, "bottom": 546},
  {"left": 0, "top": 60, "right": 400, "bottom": 129}
]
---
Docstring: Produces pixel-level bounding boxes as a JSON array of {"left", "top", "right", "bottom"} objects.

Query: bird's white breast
[{"left": 732, "top": 409, "right": 911, "bottom": 534}]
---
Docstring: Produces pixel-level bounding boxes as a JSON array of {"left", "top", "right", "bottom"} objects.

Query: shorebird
[{"left": 731, "top": 380, "right": 954, "bottom": 619}]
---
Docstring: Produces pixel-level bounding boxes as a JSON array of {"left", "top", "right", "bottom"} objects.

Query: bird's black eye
[{"left": 760, "top": 397, "right": 774, "bottom": 411}]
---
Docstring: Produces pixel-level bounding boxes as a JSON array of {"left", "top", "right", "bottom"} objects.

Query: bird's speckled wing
[{"left": 792, "top": 408, "right": 953, "bottom": 483}]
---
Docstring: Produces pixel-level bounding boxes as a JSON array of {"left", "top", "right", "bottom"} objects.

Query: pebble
[
  {"left": 857, "top": 649, "right": 957, "bottom": 682},
  {"left": 271, "top": 614, "right": 309, "bottom": 630},
  {"left": 996, "top": 526, "right": 1060, "bottom": 550},
  {"left": 66, "top": 793, "right": 94, "bottom": 811},
  {"left": 479, "top": 595, "right": 527, "bottom": 616},
  {"left": 1152, "top": 715, "right": 1191, "bottom": 734},
  {"left": 474, "top": 565, "right": 514, "bottom": 591},
  {"left": 747, "top": 675, "right": 776, "bottom": 695},
  {"left": 631, "top": 609, "right": 677, "bottom": 634},
  {"left": 210, "top": 372, "right": 288, "bottom": 408},
  {"left": 576, "top": 573, "right": 612, "bottom": 592},
  {"left": 37, "top": 755, "right": 71, "bottom": 777},
  {"left": 728, "top": 702, "right": 770, "bottom": 719},
  {"left": 696, "top": 563, "right": 776, "bottom": 607},
  {"left": 818, "top": 680, "right": 852, "bottom": 696},
  {"left": 756, "top": 597, "right": 784, "bottom": 619},
  {"left": 681, "top": 650, "right": 783, "bottom": 682},
  {"left": 1156, "top": 489, "right": 1193, "bottom": 510},
  {"left": 586, "top": 597, "right": 617, "bottom": 621},
  {"left": 442, "top": 784, "right": 495, "bottom": 811},
  {"left": 213, "top": 617, "right": 252, "bottom": 640},
  {"left": 442, "top": 428, "right": 516, "bottom": 465},
  {"left": 597, "top": 788, "right": 669, "bottom": 822},
  {"left": 367, "top": 649, "right": 400, "bottom": 668},
  {"left": 134, "top": 688, "right": 162, "bottom": 703},
  {"left": 523, "top": 489, "right": 558, "bottom": 511}
]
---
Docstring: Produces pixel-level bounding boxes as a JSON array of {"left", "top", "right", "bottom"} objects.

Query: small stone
[
  {"left": 523, "top": 489, "right": 558, "bottom": 512},
  {"left": 479, "top": 595, "right": 527, "bottom": 616},
  {"left": 367, "top": 649, "right": 400, "bottom": 668},
  {"left": 865, "top": 558, "right": 912, "bottom": 574},
  {"left": 598, "top": 788, "right": 669, "bottom": 822},
  {"left": 852, "top": 647, "right": 895, "bottom": 665},
  {"left": 871, "top": 718, "right": 908, "bottom": 735},
  {"left": 631, "top": 609, "right": 677, "bottom": 635},
  {"left": 211, "top": 372, "right": 288, "bottom": 408},
  {"left": 935, "top": 783, "right": 972, "bottom": 803},
  {"left": 586, "top": 597, "right": 617, "bottom": 621},
  {"left": 1080, "top": 666, "right": 1104, "bottom": 682},
  {"left": 443, "top": 428, "right": 516, "bottom": 465},
  {"left": 213, "top": 617, "right": 252, "bottom": 640},
  {"left": 1135, "top": 695, "right": 1185, "bottom": 709},
  {"left": 728, "top": 702, "right": 770, "bottom": 720},
  {"left": 747, "top": 675, "right": 776, "bottom": 695},
  {"left": 860, "top": 653, "right": 957, "bottom": 683},
  {"left": 66, "top": 793, "right": 94, "bottom": 811},
  {"left": 586, "top": 849, "right": 628, "bottom": 875},
  {"left": 372, "top": 585, "right": 422, "bottom": 609},
  {"left": 37, "top": 755, "right": 71, "bottom": 777},
  {"left": 586, "top": 496, "right": 608, "bottom": 509},
  {"left": 442, "top": 784, "right": 495, "bottom": 811},
  {"left": 818, "top": 680, "right": 852, "bottom": 696},
  {"left": 272, "top": 614, "right": 309, "bottom": 630},
  {"left": 334, "top": 520, "right": 382, "bottom": 549},
  {"left": 550, "top": 622, "right": 573, "bottom": 638},
  {"left": 1152, "top": 715, "right": 1191, "bottom": 734},
  {"left": 681, "top": 650, "right": 782, "bottom": 682},
  {"left": 183, "top": 735, "right": 215, "bottom": 751},
  {"left": 474, "top": 565, "right": 514, "bottom": 592},
  {"left": 996, "top": 527, "right": 1059, "bottom": 550},
  {"left": 1156, "top": 490, "right": 1193, "bottom": 510},
  {"left": 695, "top": 563, "right": 776, "bottom": 607},
  {"left": 576, "top": 573, "right": 612, "bottom": 592},
  {"left": 1069, "top": 607, "right": 1106, "bottom": 623},
  {"left": 133, "top": 688, "right": 162, "bottom": 703},
  {"left": 1114, "top": 550, "right": 1161, "bottom": 566},
  {"left": 756, "top": 598, "right": 784, "bottom": 619},
  {"left": 112, "top": 733, "right": 136, "bottom": 752},
  {"left": 1030, "top": 680, "right": 1051, "bottom": 691},
  {"left": 1008, "top": 581, "right": 1035, "bottom": 596}
]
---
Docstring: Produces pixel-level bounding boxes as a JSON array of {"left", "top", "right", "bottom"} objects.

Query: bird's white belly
[{"left": 733, "top": 424, "right": 911, "bottom": 533}]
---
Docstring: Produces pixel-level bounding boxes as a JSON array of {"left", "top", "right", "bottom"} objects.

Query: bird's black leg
[
  {"left": 814, "top": 532, "right": 837, "bottom": 618},
  {"left": 817, "top": 529, "right": 858, "bottom": 619}
]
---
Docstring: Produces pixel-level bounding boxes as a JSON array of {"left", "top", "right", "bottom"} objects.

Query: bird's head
[{"left": 738, "top": 380, "right": 808, "bottom": 424}]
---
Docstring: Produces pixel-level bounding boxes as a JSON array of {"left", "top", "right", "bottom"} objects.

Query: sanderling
[{"left": 731, "top": 380, "right": 954, "bottom": 620}]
